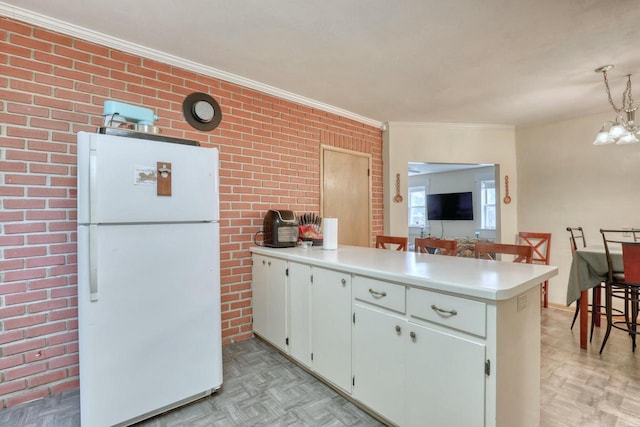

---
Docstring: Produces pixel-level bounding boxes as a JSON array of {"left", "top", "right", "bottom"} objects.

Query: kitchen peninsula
[{"left": 250, "top": 245, "right": 557, "bottom": 427}]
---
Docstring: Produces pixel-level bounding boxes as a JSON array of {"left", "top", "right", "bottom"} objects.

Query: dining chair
[
  {"left": 599, "top": 229, "right": 640, "bottom": 353},
  {"left": 474, "top": 242, "right": 533, "bottom": 263},
  {"left": 517, "top": 232, "right": 552, "bottom": 307},
  {"left": 414, "top": 238, "right": 458, "bottom": 256},
  {"left": 375, "top": 235, "right": 408, "bottom": 251}
]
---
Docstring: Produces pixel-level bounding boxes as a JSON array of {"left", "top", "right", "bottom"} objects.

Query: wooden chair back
[
  {"left": 414, "top": 238, "right": 457, "bottom": 256},
  {"left": 622, "top": 243, "right": 640, "bottom": 285},
  {"left": 475, "top": 242, "right": 533, "bottom": 263},
  {"left": 566, "top": 227, "right": 586, "bottom": 254},
  {"left": 517, "top": 232, "right": 551, "bottom": 265},
  {"left": 600, "top": 229, "right": 636, "bottom": 282},
  {"left": 375, "top": 235, "right": 408, "bottom": 251}
]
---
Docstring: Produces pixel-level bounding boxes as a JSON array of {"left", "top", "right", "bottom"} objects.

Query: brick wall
[{"left": 0, "top": 16, "right": 383, "bottom": 408}]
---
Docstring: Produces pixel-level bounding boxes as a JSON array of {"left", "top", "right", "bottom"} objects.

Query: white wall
[
  {"left": 383, "top": 122, "right": 518, "bottom": 244},
  {"left": 516, "top": 112, "right": 640, "bottom": 307}
]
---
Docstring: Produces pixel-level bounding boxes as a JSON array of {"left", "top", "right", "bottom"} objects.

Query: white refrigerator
[{"left": 77, "top": 131, "right": 222, "bottom": 427}]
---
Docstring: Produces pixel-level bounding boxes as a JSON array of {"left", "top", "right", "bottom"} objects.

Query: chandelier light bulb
[
  {"left": 617, "top": 132, "right": 639, "bottom": 144},
  {"left": 593, "top": 125, "right": 615, "bottom": 145},
  {"left": 608, "top": 122, "right": 626, "bottom": 139}
]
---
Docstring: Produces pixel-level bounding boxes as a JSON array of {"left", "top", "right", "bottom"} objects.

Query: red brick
[
  {"left": 26, "top": 321, "right": 67, "bottom": 337},
  {"left": 26, "top": 233, "right": 67, "bottom": 245},
  {"left": 4, "top": 222, "right": 46, "bottom": 234},
  {"left": 0, "top": 305, "right": 26, "bottom": 319},
  {"left": 27, "top": 187, "right": 67, "bottom": 198},
  {"left": 28, "top": 369, "right": 67, "bottom": 388},
  {"left": 0, "top": 330, "right": 24, "bottom": 345},
  {"left": 0, "top": 112, "right": 28, "bottom": 125},
  {"left": 5, "top": 290, "right": 48, "bottom": 305},
  {"left": 0, "top": 160, "right": 27, "bottom": 173},
  {"left": 0, "top": 354, "right": 24, "bottom": 370},
  {"left": 3, "top": 268, "right": 46, "bottom": 283},
  {"left": 5, "top": 389, "right": 49, "bottom": 408},
  {"left": 4, "top": 174, "right": 47, "bottom": 185},
  {"left": 33, "top": 95, "right": 73, "bottom": 111},
  {"left": 29, "top": 163, "right": 68, "bottom": 175},
  {"left": 26, "top": 211, "right": 67, "bottom": 221},
  {"left": 50, "top": 379, "right": 79, "bottom": 395},
  {"left": 28, "top": 299, "right": 68, "bottom": 313},
  {"left": 30, "top": 118, "right": 70, "bottom": 132},
  {"left": 6, "top": 126, "right": 49, "bottom": 140},
  {"left": 0, "top": 282, "right": 26, "bottom": 295},
  {"left": 4, "top": 313, "right": 47, "bottom": 330},
  {"left": 0, "top": 88, "right": 32, "bottom": 103},
  {"left": 48, "top": 308, "right": 77, "bottom": 321},
  {"left": 0, "top": 259, "right": 25, "bottom": 271},
  {"left": 4, "top": 361, "right": 47, "bottom": 381},
  {"left": 6, "top": 150, "right": 48, "bottom": 162},
  {"left": 0, "top": 233, "right": 25, "bottom": 245},
  {"left": 47, "top": 331, "right": 77, "bottom": 346},
  {"left": 48, "top": 354, "right": 78, "bottom": 370},
  {"left": 4, "top": 246, "right": 47, "bottom": 259},
  {"left": 0, "top": 186, "right": 24, "bottom": 197},
  {"left": 0, "top": 380, "right": 26, "bottom": 396},
  {"left": 3, "top": 338, "right": 46, "bottom": 356},
  {"left": 27, "top": 276, "right": 68, "bottom": 290},
  {"left": 3, "top": 199, "right": 46, "bottom": 209},
  {"left": 34, "top": 72, "right": 74, "bottom": 89}
]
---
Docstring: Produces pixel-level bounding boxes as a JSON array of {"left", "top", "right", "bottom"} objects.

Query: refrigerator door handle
[{"left": 89, "top": 225, "right": 99, "bottom": 301}]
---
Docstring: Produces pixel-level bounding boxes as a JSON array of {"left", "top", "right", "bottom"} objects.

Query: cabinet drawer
[
  {"left": 408, "top": 288, "right": 486, "bottom": 337},
  {"left": 353, "top": 276, "right": 406, "bottom": 314}
]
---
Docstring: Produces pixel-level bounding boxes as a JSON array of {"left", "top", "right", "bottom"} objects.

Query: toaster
[{"left": 263, "top": 209, "right": 299, "bottom": 248}]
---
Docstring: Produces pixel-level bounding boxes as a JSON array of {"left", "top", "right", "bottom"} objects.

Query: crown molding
[
  {"left": 386, "top": 121, "right": 515, "bottom": 130},
  {"left": 0, "top": 3, "right": 383, "bottom": 129}
]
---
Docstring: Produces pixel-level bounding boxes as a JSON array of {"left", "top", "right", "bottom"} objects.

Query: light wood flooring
[{"left": 1, "top": 307, "right": 640, "bottom": 426}]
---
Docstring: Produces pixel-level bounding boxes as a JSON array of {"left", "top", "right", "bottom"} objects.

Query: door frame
[{"left": 320, "top": 144, "right": 373, "bottom": 246}]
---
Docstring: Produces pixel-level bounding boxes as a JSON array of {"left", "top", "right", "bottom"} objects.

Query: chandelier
[{"left": 593, "top": 65, "right": 639, "bottom": 145}]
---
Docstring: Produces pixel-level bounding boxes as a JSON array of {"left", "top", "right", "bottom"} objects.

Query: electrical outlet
[{"left": 517, "top": 294, "right": 527, "bottom": 312}]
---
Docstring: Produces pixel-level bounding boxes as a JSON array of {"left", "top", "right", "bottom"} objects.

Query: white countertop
[{"left": 250, "top": 245, "right": 558, "bottom": 301}]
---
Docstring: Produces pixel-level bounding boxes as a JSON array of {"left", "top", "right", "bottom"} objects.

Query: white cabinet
[
  {"left": 353, "top": 277, "right": 487, "bottom": 427},
  {"left": 250, "top": 247, "right": 545, "bottom": 427},
  {"left": 311, "top": 267, "right": 352, "bottom": 393},
  {"left": 406, "top": 286, "right": 487, "bottom": 427},
  {"left": 251, "top": 254, "right": 288, "bottom": 352},
  {"left": 288, "top": 262, "right": 312, "bottom": 368},
  {"left": 352, "top": 304, "right": 406, "bottom": 425},
  {"left": 405, "top": 322, "right": 486, "bottom": 427}
]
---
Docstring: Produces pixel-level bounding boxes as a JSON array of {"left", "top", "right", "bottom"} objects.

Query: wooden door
[{"left": 321, "top": 146, "right": 371, "bottom": 247}]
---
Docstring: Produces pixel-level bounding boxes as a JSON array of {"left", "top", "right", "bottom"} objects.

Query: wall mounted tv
[{"left": 427, "top": 192, "right": 473, "bottom": 221}]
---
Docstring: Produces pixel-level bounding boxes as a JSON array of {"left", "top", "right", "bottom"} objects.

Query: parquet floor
[{"left": 1, "top": 307, "right": 639, "bottom": 426}]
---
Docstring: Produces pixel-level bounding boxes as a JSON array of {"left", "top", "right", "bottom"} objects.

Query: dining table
[{"left": 566, "top": 244, "right": 623, "bottom": 349}]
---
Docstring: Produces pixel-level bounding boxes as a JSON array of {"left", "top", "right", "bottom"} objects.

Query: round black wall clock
[{"left": 182, "top": 92, "right": 222, "bottom": 131}]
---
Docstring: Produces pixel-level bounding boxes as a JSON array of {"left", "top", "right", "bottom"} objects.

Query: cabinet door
[
  {"left": 311, "top": 267, "right": 352, "bottom": 393},
  {"left": 251, "top": 255, "right": 287, "bottom": 352},
  {"left": 406, "top": 323, "right": 486, "bottom": 427},
  {"left": 288, "top": 262, "right": 312, "bottom": 367},
  {"left": 267, "top": 257, "right": 288, "bottom": 352},
  {"left": 352, "top": 304, "right": 405, "bottom": 426},
  {"left": 251, "top": 255, "right": 268, "bottom": 338}
]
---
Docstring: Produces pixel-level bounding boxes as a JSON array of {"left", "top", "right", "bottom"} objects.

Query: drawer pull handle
[
  {"left": 431, "top": 304, "right": 458, "bottom": 316},
  {"left": 410, "top": 331, "right": 416, "bottom": 340},
  {"left": 341, "top": 278, "right": 347, "bottom": 286},
  {"left": 369, "top": 289, "right": 387, "bottom": 298},
  {"left": 395, "top": 325, "right": 401, "bottom": 333}
]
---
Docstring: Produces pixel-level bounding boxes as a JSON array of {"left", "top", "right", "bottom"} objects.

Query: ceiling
[{"left": 2, "top": 0, "right": 640, "bottom": 128}]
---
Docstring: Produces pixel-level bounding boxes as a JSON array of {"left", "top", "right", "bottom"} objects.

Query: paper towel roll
[{"left": 323, "top": 218, "right": 338, "bottom": 250}]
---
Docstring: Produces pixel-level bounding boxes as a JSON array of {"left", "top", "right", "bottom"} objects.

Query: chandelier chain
[{"left": 602, "top": 70, "right": 631, "bottom": 113}]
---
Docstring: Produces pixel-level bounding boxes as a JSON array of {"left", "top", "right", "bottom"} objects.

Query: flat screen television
[{"left": 427, "top": 191, "right": 473, "bottom": 221}]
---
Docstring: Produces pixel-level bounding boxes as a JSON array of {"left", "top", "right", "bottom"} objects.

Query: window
[
  {"left": 408, "top": 186, "right": 426, "bottom": 226},
  {"left": 480, "top": 180, "right": 496, "bottom": 229}
]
